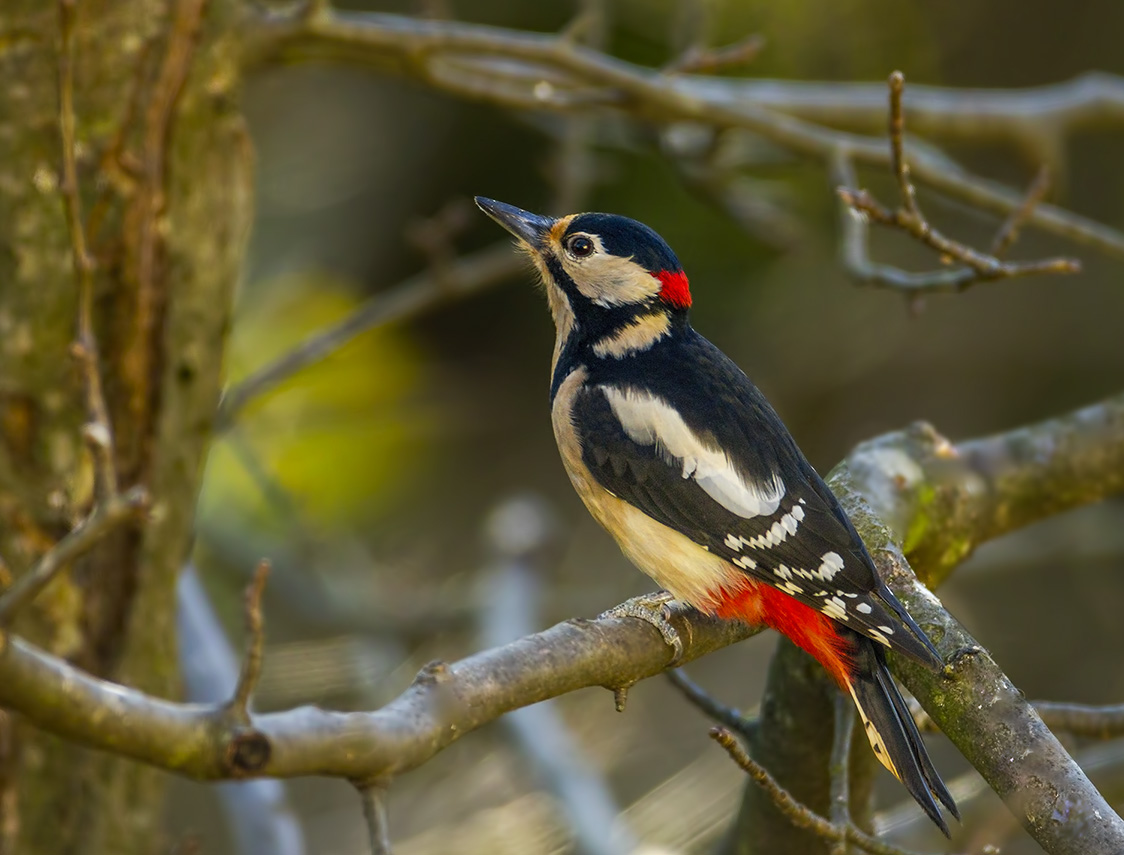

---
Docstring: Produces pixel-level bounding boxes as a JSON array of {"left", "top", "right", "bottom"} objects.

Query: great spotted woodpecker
[{"left": 476, "top": 197, "right": 958, "bottom": 835}]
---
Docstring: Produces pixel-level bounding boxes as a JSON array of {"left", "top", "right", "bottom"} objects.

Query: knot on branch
[
  {"left": 224, "top": 727, "right": 272, "bottom": 775},
  {"left": 412, "top": 660, "right": 451, "bottom": 687}
]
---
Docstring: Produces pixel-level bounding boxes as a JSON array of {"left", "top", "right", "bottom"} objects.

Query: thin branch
[
  {"left": 1033, "top": 703, "right": 1124, "bottom": 740},
  {"left": 886, "top": 71, "right": 917, "bottom": 216},
  {"left": 663, "top": 33, "right": 766, "bottom": 75},
  {"left": 676, "top": 72, "right": 1124, "bottom": 154},
  {"left": 246, "top": 8, "right": 1124, "bottom": 259},
  {"left": 830, "top": 694, "right": 856, "bottom": 855},
  {"left": 914, "top": 699, "right": 1124, "bottom": 741},
  {"left": 664, "top": 668, "right": 757, "bottom": 739},
  {"left": 358, "top": 784, "right": 392, "bottom": 855},
  {"left": 832, "top": 151, "right": 978, "bottom": 296},
  {"left": 836, "top": 187, "right": 1078, "bottom": 285},
  {"left": 0, "top": 486, "right": 149, "bottom": 626},
  {"left": 177, "top": 566, "right": 307, "bottom": 855},
  {"left": 216, "top": 243, "right": 522, "bottom": 430},
  {"left": 991, "top": 165, "right": 1052, "bottom": 257},
  {"left": 57, "top": 0, "right": 119, "bottom": 501},
  {"left": 710, "top": 728, "right": 921, "bottom": 855},
  {"left": 229, "top": 560, "right": 271, "bottom": 723},
  {"left": 835, "top": 73, "right": 1079, "bottom": 294}
]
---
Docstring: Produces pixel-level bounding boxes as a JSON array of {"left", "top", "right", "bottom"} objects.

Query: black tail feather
[
  {"left": 847, "top": 641, "right": 958, "bottom": 836},
  {"left": 876, "top": 582, "right": 944, "bottom": 670}
]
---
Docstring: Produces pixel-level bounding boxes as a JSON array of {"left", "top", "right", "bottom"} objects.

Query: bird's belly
[
  {"left": 583, "top": 486, "right": 748, "bottom": 612},
  {"left": 552, "top": 367, "right": 746, "bottom": 611}
]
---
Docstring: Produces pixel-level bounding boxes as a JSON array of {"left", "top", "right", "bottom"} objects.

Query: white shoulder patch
[{"left": 602, "top": 386, "right": 785, "bottom": 518}]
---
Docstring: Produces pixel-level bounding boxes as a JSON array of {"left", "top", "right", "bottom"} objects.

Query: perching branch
[
  {"left": 827, "top": 414, "right": 1124, "bottom": 854},
  {"left": 246, "top": 6, "right": 1124, "bottom": 259},
  {"left": 0, "top": 394, "right": 1121, "bottom": 850},
  {"left": 0, "top": 599, "right": 759, "bottom": 782}
]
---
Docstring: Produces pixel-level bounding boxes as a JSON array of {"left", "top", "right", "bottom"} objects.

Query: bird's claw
[{"left": 600, "top": 591, "right": 684, "bottom": 664}]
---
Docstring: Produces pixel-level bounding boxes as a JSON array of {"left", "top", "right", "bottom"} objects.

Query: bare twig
[
  {"left": 837, "top": 187, "right": 1079, "bottom": 285},
  {"left": 664, "top": 668, "right": 757, "bottom": 738},
  {"left": 832, "top": 152, "right": 973, "bottom": 296},
  {"left": 247, "top": 8, "right": 1124, "bottom": 258},
  {"left": 229, "top": 560, "right": 271, "bottom": 723},
  {"left": 57, "top": 0, "right": 119, "bottom": 501},
  {"left": 663, "top": 33, "right": 766, "bottom": 75},
  {"left": 177, "top": 566, "right": 307, "bottom": 855},
  {"left": 710, "top": 728, "right": 920, "bottom": 855},
  {"left": 0, "top": 486, "right": 149, "bottom": 626},
  {"left": 835, "top": 73, "right": 1080, "bottom": 294},
  {"left": 886, "top": 71, "right": 917, "bottom": 215},
  {"left": 1033, "top": 702, "right": 1124, "bottom": 739},
  {"left": 991, "top": 165, "right": 1052, "bottom": 257},
  {"left": 358, "top": 784, "right": 393, "bottom": 855},
  {"left": 830, "top": 694, "right": 856, "bottom": 855},
  {"left": 216, "top": 243, "right": 522, "bottom": 430}
]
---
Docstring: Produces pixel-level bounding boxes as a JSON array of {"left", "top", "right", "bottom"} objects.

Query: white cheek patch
[
  {"left": 566, "top": 253, "right": 663, "bottom": 307},
  {"left": 603, "top": 386, "right": 785, "bottom": 518}
]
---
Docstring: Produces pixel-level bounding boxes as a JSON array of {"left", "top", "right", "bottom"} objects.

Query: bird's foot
[{"left": 600, "top": 591, "right": 684, "bottom": 664}]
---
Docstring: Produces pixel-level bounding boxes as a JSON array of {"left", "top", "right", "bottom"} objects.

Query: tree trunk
[{"left": 0, "top": 1, "right": 251, "bottom": 852}]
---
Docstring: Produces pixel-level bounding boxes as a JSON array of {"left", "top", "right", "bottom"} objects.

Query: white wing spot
[
  {"left": 815, "top": 552, "right": 845, "bottom": 581},
  {"left": 774, "top": 565, "right": 793, "bottom": 581},
  {"left": 603, "top": 386, "right": 785, "bottom": 518},
  {"left": 869, "top": 629, "right": 891, "bottom": 647},
  {"left": 877, "top": 625, "right": 895, "bottom": 635},
  {"left": 822, "top": 598, "right": 847, "bottom": 621},
  {"left": 725, "top": 533, "right": 741, "bottom": 550},
  {"left": 856, "top": 602, "right": 873, "bottom": 614},
  {"left": 734, "top": 555, "right": 757, "bottom": 570},
  {"left": 779, "top": 581, "right": 804, "bottom": 596}
]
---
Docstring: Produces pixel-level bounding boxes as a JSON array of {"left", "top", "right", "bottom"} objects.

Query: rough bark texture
[{"left": 0, "top": 1, "right": 251, "bottom": 852}]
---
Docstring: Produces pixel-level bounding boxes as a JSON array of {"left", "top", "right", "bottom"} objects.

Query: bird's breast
[{"left": 550, "top": 366, "right": 747, "bottom": 611}]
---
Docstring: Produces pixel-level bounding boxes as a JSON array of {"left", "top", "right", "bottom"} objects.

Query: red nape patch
[
  {"left": 655, "top": 269, "right": 691, "bottom": 309},
  {"left": 714, "top": 582, "right": 855, "bottom": 688}
]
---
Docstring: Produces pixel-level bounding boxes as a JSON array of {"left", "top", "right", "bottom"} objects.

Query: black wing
[{"left": 575, "top": 331, "right": 940, "bottom": 666}]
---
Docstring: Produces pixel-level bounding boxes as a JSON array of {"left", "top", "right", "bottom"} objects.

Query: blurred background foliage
[{"left": 178, "top": 0, "right": 1124, "bottom": 852}]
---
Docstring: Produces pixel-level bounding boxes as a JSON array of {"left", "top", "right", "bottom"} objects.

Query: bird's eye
[{"left": 567, "top": 235, "right": 595, "bottom": 258}]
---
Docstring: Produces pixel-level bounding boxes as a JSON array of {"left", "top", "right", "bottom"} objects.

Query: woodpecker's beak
[{"left": 475, "top": 197, "right": 554, "bottom": 247}]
